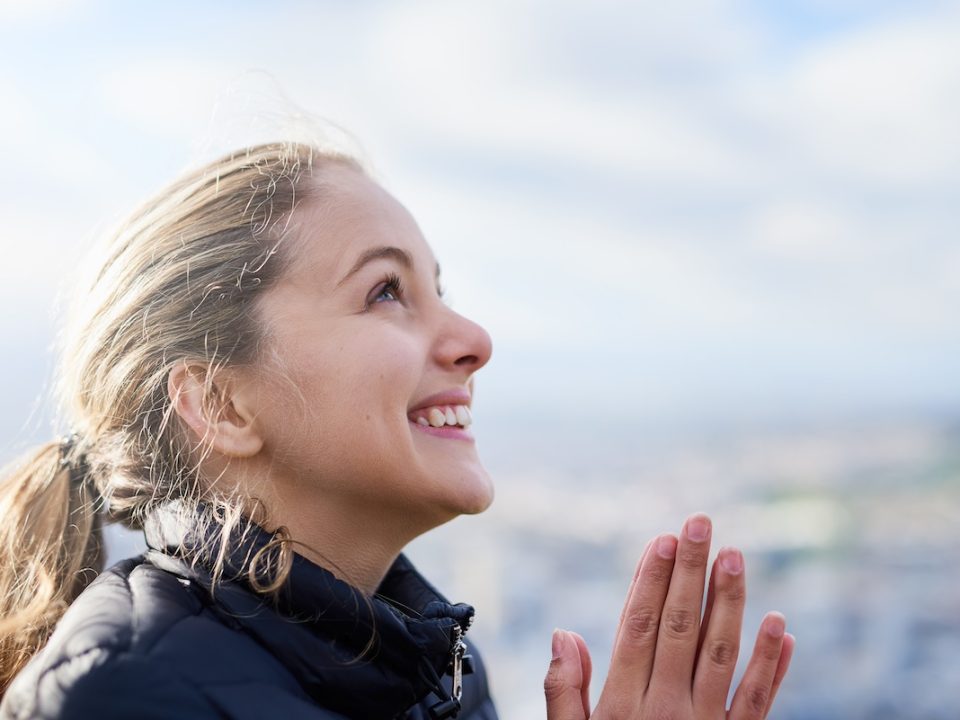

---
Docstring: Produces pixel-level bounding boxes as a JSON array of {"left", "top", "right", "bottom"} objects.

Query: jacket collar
[{"left": 143, "top": 503, "right": 472, "bottom": 718}]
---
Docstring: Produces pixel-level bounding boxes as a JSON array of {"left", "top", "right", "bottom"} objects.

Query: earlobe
[{"left": 167, "top": 362, "right": 264, "bottom": 458}]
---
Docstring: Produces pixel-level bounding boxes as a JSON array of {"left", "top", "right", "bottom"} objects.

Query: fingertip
[
  {"left": 553, "top": 628, "right": 583, "bottom": 661},
  {"left": 551, "top": 628, "right": 566, "bottom": 660},
  {"left": 782, "top": 632, "right": 796, "bottom": 655},
  {"left": 684, "top": 512, "right": 712, "bottom": 543},
  {"left": 718, "top": 546, "right": 744, "bottom": 575},
  {"left": 545, "top": 629, "right": 582, "bottom": 710},
  {"left": 655, "top": 533, "right": 678, "bottom": 559},
  {"left": 545, "top": 630, "right": 591, "bottom": 719},
  {"left": 635, "top": 538, "right": 656, "bottom": 578},
  {"left": 567, "top": 631, "right": 592, "bottom": 672},
  {"left": 763, "top": 612, "right": 786, "bottom": 639},
  {"left": 771, "top": 631, "right": 796, "bottom": 692}
]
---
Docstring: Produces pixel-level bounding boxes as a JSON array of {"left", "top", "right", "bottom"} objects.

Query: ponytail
[
  {"left": 0, "top": 440, "right": 104, "bottom": 696},
  {"left": 0, "top": 143, "right": 356, "bottom": 696}
]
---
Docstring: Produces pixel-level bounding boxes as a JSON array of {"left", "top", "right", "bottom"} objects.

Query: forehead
[{"left": 285, "top": 163, "right": 434, "bottom": 284}]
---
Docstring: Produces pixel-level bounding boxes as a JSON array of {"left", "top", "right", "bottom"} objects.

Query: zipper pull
[
  {"left": 428, "top": 622, "right": 470, "bottom": 719},
  {"left": 451, "top": 625, "right": 466, "bottom": 702}
]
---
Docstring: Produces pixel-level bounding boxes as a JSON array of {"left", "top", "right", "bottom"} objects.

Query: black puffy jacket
[{"left": 0, "top": 505, "right": 499, "bottom": 720}]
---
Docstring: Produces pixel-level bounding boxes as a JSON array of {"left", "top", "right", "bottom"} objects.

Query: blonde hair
[{"left": 0, "top": 141, "right": 362, "bottom": 695}]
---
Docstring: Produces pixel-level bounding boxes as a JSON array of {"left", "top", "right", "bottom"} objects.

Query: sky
[{"left": 1, "top": 0, "right": 958, "bottom": 450}]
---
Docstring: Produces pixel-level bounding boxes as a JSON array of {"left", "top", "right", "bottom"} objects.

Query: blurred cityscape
[
  {"left": 41, "top": 411, "right": 960, "bottom": 718},
  {"left": 407, "top": 413, "right": 960, "bottom": 719}
]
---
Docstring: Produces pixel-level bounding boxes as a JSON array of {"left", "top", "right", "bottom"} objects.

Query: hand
[{"left": 544, "top": 514, "right": 794, "bottom": 719}]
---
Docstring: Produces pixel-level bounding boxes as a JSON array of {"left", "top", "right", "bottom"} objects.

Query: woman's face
[{"left": 243, "top": 162, "right": 493, "bottom": 528}]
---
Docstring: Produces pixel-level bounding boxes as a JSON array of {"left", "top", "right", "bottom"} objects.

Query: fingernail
[
  {"left": 552, "top": 629, "right": 564, "bottom": 659},
  {"left": 686, "top": 514, "right": 711, "bottom": 542},
  {"left": 765, "top": 613, "right": 786, "bottom": 638},
  {"left": 657, "top": 534, "right": 677, "bottom": 559},
  {"left": 720, "top": 547, "right": 743, "bottom": 575}
]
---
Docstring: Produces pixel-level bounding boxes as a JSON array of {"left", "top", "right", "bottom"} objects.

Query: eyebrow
[{"left": 336, "top": 245, "right": 441, "bottom": 287}]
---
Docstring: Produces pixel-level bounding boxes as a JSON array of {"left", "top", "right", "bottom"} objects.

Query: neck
[
  {"left": 272, "top": 506, "right": 401, "bottom": 595},
  {"left": 207, "top": 455, "right": 453, "bottom": 595},
  {"left": 250, "top": 489, "right": 442, "bottom": 596}
]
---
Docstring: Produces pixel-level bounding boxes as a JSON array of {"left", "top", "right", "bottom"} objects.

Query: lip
[
  {"left": 407, "top": 388, "right": 471, "bottom": 414},
  {"left": 409, "top": 421, "right": 475, "bottom": 442},
  {"left": 407, "top": 388, "right": 475, "bottom": 442}
]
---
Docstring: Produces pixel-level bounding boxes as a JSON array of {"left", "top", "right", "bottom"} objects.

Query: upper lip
[{"left": 408, "top": 388, "right": 472, "bottom": 414}]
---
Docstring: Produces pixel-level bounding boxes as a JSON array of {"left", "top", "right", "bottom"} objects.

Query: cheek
[
  {"left": 337, "top": 327, "right": 424, "bottom": 400},
  {"left": 269, "top": 332, "right": 422, "bottom": 449}
]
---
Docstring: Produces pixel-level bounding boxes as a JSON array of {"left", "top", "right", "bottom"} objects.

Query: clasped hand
[{"left": 545, "top": 514, "right": 794, "bottom": 719}]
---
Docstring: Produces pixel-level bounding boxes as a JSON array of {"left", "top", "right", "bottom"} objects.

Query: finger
[
  {"left": 692, "top": 547, "right": 745, "bottom": 712},
  {"left": 613, "top": 537, "right": 655, "bottom": 647},
  {"left": 764, "top": 632, "right": 795, "bottom": 716},
  {"left": 601, "top": 533, "right": 678, "bottom": 703},
  {"left": 696, "top": 553, "right": 719, "bottom": 654},
  {"left": 569, "top": 631, "right": 593, "bottom": 718},
  {"left": 728, "top": 612, "right": 786, "bottom": 720},
  {"left": 649, "top": 513, "right": 713, "bottom": 692},
  {"left": 545, "top": 629, "right": 589, "bottom": 720},
  {"left": 638, "top": 537, "right": 655, "bottom": 574}
]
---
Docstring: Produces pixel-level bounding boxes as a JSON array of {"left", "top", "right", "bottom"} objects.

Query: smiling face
[{"left": 239, "top": 162, "right": 493, "bottom": 533}]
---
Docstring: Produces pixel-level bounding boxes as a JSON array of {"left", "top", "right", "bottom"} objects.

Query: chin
[
  {"left": 449, "top": 465, "right": 495, "bottom": 516},
  {"left": 418, "top": 461, "right": 494, "bottom": 523}
]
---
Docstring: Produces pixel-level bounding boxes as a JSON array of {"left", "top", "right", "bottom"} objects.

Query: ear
[{"left": 167, "top": 361, "right": 264, "bottom": 458}]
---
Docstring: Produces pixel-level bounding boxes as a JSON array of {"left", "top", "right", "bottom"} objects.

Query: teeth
[{"left": 414, "top": 405, "right": 473, "bottom": 429}]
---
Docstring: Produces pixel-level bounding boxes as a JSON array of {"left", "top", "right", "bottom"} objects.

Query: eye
[{"left": 369, "top": 272, "right": 405, "bottom": 306}]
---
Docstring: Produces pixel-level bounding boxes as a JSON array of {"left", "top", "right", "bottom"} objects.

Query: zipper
[
  {"left": 427, "top": 621, "right": 471, "bottom": 720},
  {"left": 450, "top": 624, "right": 467, "bottom": 702}
]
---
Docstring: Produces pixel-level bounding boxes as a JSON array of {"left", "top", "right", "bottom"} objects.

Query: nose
[{"left": 434, "top": 306, "right": 493, "bottom": 374}]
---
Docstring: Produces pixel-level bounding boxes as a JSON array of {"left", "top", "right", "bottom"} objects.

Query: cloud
[
  {"left": 746, "top": 199, "right": 866, "bottom": 263},
  {"left": 0, "top": 0, "right": 86, "bottom": 24},
  {"left": 362, "top": 1, "right": 766, "bottom": 191},
  {"left": 0, "top": 75, "right": 115, "bottom": 189},
  {"left": 742, "top": 10, "right": 960, "bottom": 189},
  {"left": 97, "top": 58, "right": 233, "bottom": 141},
  {"left": 1, "top": 0, "right": 956, "bottom": 423}
]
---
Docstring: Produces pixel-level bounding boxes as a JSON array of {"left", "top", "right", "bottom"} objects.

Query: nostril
[{"left": 454, "top": 354, "right": 479, "bottom": 366}]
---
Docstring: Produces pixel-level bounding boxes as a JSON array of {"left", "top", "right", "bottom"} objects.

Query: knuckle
[
  {"left": 601, "top": 697, "right": 635, "bottom": 720},
  {"left": 662, "top": 608, "right": 697, "bottom": 638},
  {"left": 677, "top": 547, "right": 706, "bottom": 572},
  {"left": 645, "top": 699, "right": 682, "bottom": 720},
  {"left": 705, "top": 639, "right": 737, "bottom": 667},
  {"left": 645, "top": 561, "right": 672, "bottom": 585},
  {"left": 721, "top": 581, "right": 746, "bottom": 605},
  {"left": 623, "top": 607, "right": 659, "bottom": 644},
  {"left": 745, "top": 684, "right": 770, "bottom": 715},
  {"left": 542, "top": 659, "right": 566, "bottom": 700}
]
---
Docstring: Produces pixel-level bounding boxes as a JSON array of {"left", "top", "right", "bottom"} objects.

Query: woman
[{"left": 0, "top": 141, "right": 793, "bottom": 719}]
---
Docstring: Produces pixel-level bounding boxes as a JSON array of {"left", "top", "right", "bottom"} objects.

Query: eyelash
[
  {"left": 367, "top": 272, "right": 447, "bottom": 309},
  {"left": 370, "top": 273, "right": 405, "bottom": 306}
]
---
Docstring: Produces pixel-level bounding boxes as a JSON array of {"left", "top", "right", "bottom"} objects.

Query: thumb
[{"left": 545, "top": 629, "right": 588, "bottom": 720}]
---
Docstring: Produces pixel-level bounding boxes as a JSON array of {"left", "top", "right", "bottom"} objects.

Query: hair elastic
[
  {"left": 59, "top": 433, "right": 93, "bottom": 491},
  {"left": 59, "top": 433, "right": 80, "bottom": 467}
]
